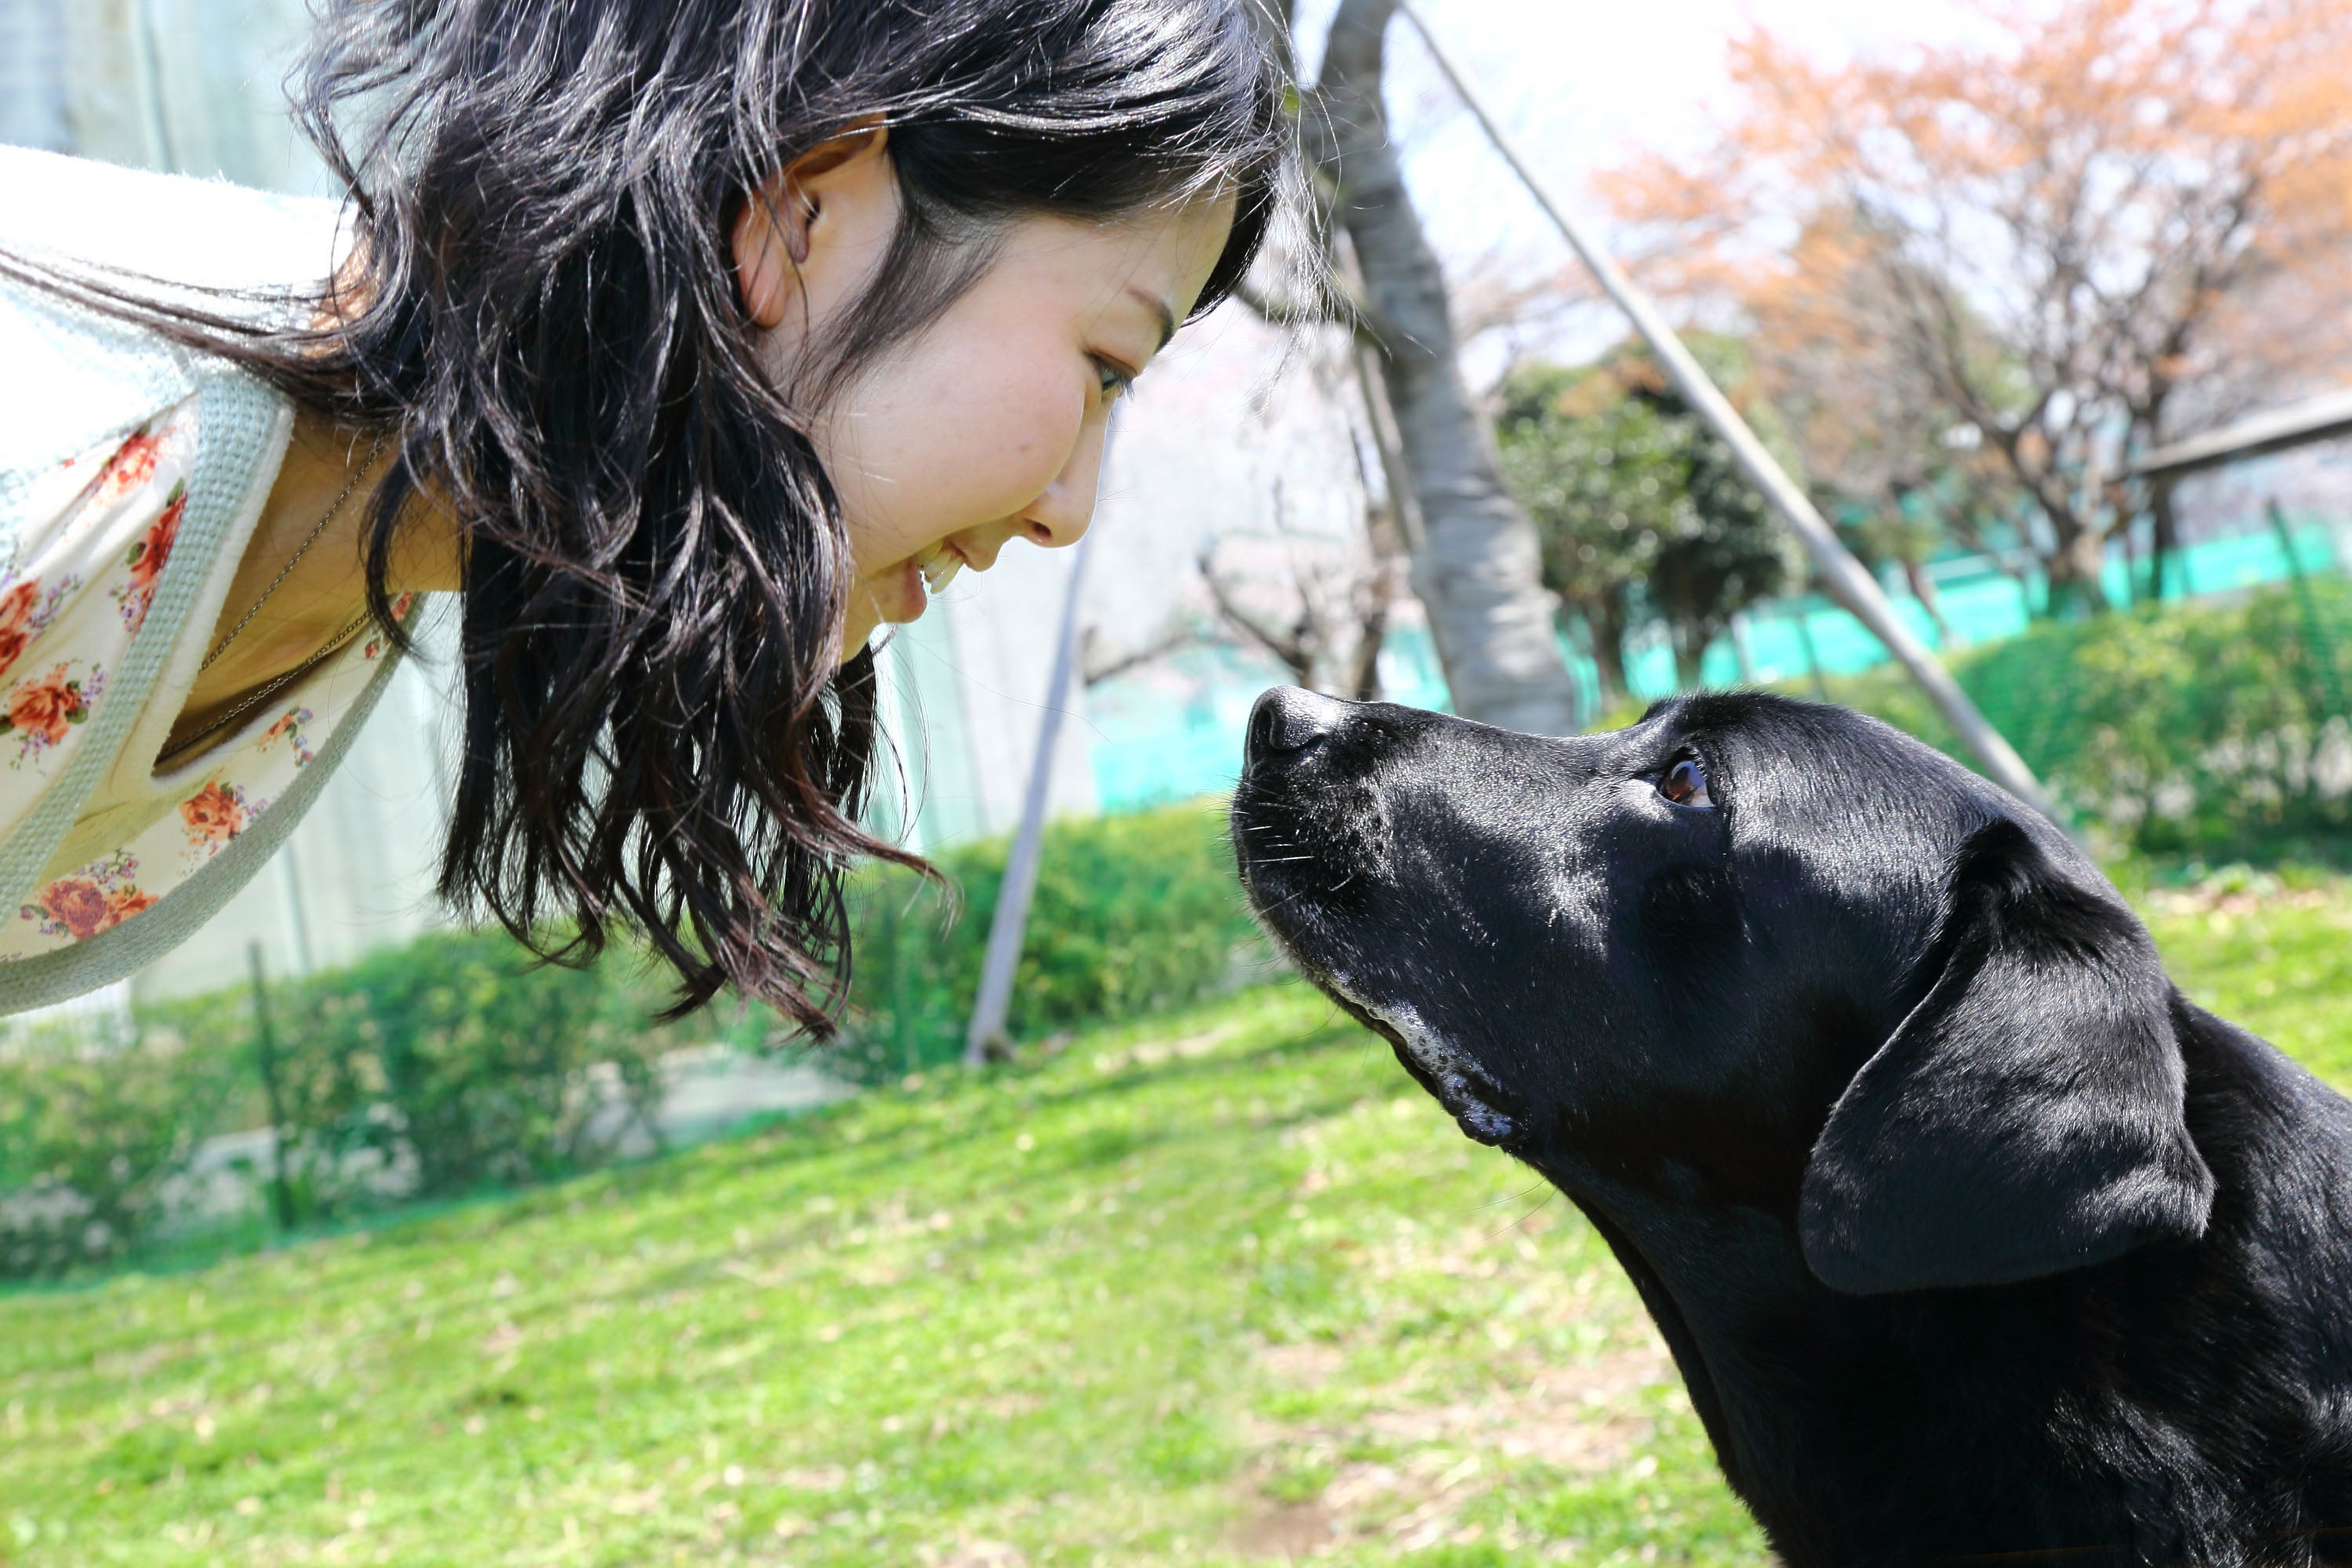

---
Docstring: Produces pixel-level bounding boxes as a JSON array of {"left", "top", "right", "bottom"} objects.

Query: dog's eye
[{"left": 1659, "top": 756, "right": 1713, "bottom": 808}]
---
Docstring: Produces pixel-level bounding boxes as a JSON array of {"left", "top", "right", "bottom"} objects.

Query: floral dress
[{"left": 0, "top": 394, "right": 410, "bottom": 960}]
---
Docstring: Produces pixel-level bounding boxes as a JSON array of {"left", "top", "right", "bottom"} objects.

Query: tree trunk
[
  {"left": 1312, "top": 0, "right": 1582, "bottom": 735},
  {"left": 2045, "top": 521, "right": 2111, "bottom": 618},
  {"left": 1580, "top": 594, "right": 1632, "bottom": 706},
  {"left": 1345, "top": 570, "right": 1392, "bottom": 701},
  {"left": 1901, "top": 558, "right": 1953, "bottom": 644},
  {"left": 1247, "top": 0, "right": 1299, "bottom": 54},
  {"left": 2148, "top": 479, "right": 2181, "bottom": 601},
  {"left": 1670, "top": 624, "right": 1711, "bottom": 691},
  {"left": 1342, "top": 477, "right": 1407, "bottom": 702}
]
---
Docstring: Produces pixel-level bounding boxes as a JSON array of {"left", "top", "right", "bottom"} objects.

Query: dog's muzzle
[
  {"left": 1247, "top": 685, "right": 1350, "bottom": 763},
  {"left": 1233, "top": 688, "right": 1525, "bottom": 1149}
]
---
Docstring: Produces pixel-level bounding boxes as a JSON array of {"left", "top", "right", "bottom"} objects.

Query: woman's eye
[
  {"left": 1659, "top": 756, "right": 1713, "bottom": 808},
  {"left": 1094, "top": 358, "right": 1137, "bottom": 401}
]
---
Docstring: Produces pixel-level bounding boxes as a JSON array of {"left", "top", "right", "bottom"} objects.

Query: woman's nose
[{"left": 1021, "top": 414, "right": 1108, "bottom": 547}]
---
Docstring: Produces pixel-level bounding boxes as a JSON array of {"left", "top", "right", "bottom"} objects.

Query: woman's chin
[
  {"left": 839, "top": 616, "right": 879, "bottom": 663},
  {"left": 840, "top": 566, "right": 928, "bottom": 659},
  {"left": 881, "top": 561, "right": 932, "bottom": 622}
]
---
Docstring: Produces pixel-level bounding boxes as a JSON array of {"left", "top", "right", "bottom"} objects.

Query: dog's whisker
[
  {"left": 1250, "top": 885, "right": 1324, "bottom": 918},
  {"left": 1493, "top": 1188, "right": 1564, "bottom": 1244},
  {"left": 1475, "top": 1178, "right": 1555, "bottom": 1214}
]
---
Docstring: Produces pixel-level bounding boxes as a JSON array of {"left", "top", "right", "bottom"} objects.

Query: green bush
[
  {"left": 1821, "top": 579, "right": 2352, "bottom": 857},
  {"left": 263, "top": 931, "right": 688, "bottom": 1200},
  {"left": 0, "top": 799, "right": 1264, "bottom": 1272},
  {"left": 0, "top": 932, "right": 693, "bottom": 1277},
  {"left": 0, "top": 1017, "right": 241, "bottom": 1274},
  {"left": 829, "top": 799, "right": 1268, "bottom": 1081},
  {"left": 138, "top": 930, "right": 693, "bottom": 1218}
]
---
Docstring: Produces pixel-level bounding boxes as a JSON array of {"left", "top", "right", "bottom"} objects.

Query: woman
[{"left": 0, "top": 0, "right": 1289, "bottom": 1025}]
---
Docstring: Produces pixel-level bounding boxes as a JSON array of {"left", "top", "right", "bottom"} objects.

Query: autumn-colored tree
[
  {"left": 1750, "top": 209, "right": 2026, "bottom": 625},
  {"left": 1605, "top": 0, "right": 2352, "bottom": 612}
]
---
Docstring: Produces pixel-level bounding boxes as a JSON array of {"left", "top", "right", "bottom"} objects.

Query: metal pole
[
  {"left": 246, "top": 942, "right": 297, "bottom": 1232},
  {"left": 1396, "top": 2, "right": 2057, "bottom": 820},
  {"left": 272, "top": 839, "right": 316, "bottom": 977},
  {"left": 2267, "top": 497, "right": 2310, "bottom": 590},
  {"left": 2268, "top": 498, "right": 2349, "bottom": 722},
  {"left": 1791, "top": 606, "right": 1833, "bottom": 702},
  {"left": 964, "top": 525, "right": 1099, "bottom": 1066}
]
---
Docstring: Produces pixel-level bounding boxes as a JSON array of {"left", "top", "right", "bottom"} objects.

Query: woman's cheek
[
  {"left": 932, "top": 350, "right": 1089, "bottom": 522},
  {"left": 828, "top": 340, "right": 1086, "bottom": 569}
]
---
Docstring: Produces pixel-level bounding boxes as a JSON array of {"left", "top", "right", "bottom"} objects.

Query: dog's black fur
[{"left": 1230, "top": 688, "right": 2352, "bottom": 1567}]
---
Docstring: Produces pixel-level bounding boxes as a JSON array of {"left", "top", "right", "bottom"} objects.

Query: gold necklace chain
[
  {"left": 158, "top": 608, "right": 378, "bottom": 770},
  {"left": 199, "top": 430, "right": 390, "bottom": 673},
  {"left": 162, "top": 430, "right": 394, "bottom": 770}
]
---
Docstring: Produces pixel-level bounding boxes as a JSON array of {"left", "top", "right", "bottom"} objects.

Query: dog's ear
[{"left": 1798, "top": 819, "right": 2214, "bottom": 1294}]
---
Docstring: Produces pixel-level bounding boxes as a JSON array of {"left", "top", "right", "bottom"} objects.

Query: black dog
[{"left": 1231, "top": 687, "right": 2352, "bottom": 1566}]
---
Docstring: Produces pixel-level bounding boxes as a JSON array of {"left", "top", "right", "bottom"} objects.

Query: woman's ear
[{"left": 731, "top": 122, "right": 892, "bottom": 331}]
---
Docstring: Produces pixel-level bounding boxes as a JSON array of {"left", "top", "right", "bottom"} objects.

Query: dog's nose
[{"left": 1248, "top": 686, "right": 1348, "bottom": 760}]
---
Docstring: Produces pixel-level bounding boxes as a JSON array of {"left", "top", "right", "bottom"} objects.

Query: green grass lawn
[
  {"left": 4, "top": 874, "right": 2348, "bottom": 1567},
  {"left": 2136, "top": 868, "right": 2352, "bottom": 1084}
]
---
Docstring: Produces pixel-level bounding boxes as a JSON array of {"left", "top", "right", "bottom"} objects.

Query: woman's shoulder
[
  {"left": 0, "top": 274, "right": 197, "bottom": 560},
  {"left": 0, "top": 150, "right": 332, "bottom": 553},
  {"left": 0, "top": 147, "right": 348, "bottom": 299}
]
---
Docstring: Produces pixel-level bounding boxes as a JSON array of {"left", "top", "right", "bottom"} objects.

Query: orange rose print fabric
[
  {"left": 0, "top": 398, "right": 417, "bottom": 961},
  {"left": 0, "top": 662, "right": 101, "bottom": 762},
  {"left": 178, "top": 780, "right": 249, "bottom": 844},
  {"left": 23, "top": 850, "right": 154, "bottom": 943},
  {"left": 114, "top": 481, "right": 185, "bottom": 633}
]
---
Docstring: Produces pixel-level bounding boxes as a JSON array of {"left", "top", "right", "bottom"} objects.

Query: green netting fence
[
  {"left": 1642, "top": 511, "right": 2347, "bottom": 699},
  {"left": 1826, "top": 568, "right": 2352, "bottom": 859}
]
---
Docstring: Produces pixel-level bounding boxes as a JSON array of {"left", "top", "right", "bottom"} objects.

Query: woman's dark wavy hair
[{"left": 11, "top": 0, "right": 1290, "bottom": 1029}]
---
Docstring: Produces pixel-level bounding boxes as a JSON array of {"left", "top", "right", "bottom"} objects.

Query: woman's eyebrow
[{"left": 1127, "top": 286, "right": 1177, "bottom": 352}]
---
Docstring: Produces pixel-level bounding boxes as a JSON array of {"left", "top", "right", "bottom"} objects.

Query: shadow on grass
[
  {"left": 5, "top": 982, "right": 1373, "bottom": 1298},
  {"left": 0, "top": 1091, "right": 877, "bottom": 1298},
  {"left": 0, "top": 1183, "right": 542, "bottom": 1299}
]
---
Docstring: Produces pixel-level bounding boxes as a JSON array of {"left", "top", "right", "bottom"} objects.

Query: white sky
[
  {"left": 1291, "top": 0, "right": 1993, "bottom": 365},
  {"left": 1089, "top": 0, "right": 2008, "bottom": 653}
]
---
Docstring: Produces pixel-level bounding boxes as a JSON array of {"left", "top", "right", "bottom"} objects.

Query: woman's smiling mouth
[
  {"left": 865, "top": 539, "right": 971, "bottom": 632},
  {"left": 914, "top": 542, "right": 964, "bottom": 596}
]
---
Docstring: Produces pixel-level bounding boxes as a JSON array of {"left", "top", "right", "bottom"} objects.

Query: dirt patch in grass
[
  {"left": 2143, "top": 885, "right": 2337, "bottom": 919},
  {"left": 913, "top": 1536, "right": 1029, "bottom": 1566},
  {"left": 1235, "top": 1333, "right": 1677, "bottom": 1559},
  {"left": 1231, "top": 1495, "right": 1339, "bottom": 1563},
  {"left": 1356, "top": 1340, "right": 1671, "bottom": 1468}
]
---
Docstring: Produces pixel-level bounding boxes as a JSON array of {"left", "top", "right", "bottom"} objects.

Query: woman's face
[{"left": 733, "top": 133, "right": 1237, "bottom": 655}]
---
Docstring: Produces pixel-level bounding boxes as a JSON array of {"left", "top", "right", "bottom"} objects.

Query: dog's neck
[{"left": 1527, "top": 1004, "right": 2352, "bottom": 1566}]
